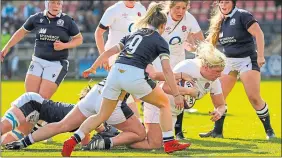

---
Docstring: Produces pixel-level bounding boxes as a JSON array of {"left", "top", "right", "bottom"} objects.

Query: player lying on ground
[
  {"left": 86, "top": 42, "right": 227, "bottom": 150},
  {"left": 1, "top": 92, "right": 91, "bottom": 146},
  {"left": 4, "top": 80, "right": 145, "bottom": 150}
]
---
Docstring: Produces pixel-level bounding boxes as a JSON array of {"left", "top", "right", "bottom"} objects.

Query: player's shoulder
[
  {"left": 184, "top": 11, "right": 197, "bottom": 21},
  {"left": 236, "top": 8, "right": 253, "bottom": 16}
]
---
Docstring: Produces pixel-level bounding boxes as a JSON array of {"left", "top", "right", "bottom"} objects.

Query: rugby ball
[{"left": 179, "top": 80, "right": 196, "bottom": 109}]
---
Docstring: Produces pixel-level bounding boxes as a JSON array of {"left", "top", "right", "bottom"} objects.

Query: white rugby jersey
[
  {"left": 152, "top": 11, "right": 201, "bottom": 71},
  {"left": 173, "top": 59, "right": 222, "bottom": 99},
  {"left": 100, "top": 1, "right": 146, "bottom": 50}
]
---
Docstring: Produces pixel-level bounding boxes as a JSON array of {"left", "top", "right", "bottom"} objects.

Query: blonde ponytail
[
  {"left": 207, "top": 3, "right": 224, "bottom": 46},
  {"left": 133, "top": 2, "right": 167, "bottom": 31}
]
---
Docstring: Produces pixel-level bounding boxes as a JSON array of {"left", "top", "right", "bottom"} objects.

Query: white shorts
[
  {"left": 102, "top": 63, "right": 156, "bottom": 100},
  {"left": 27, "top": 56, "right": 69, "bottom": 85},
  {"left": 144, "top": 93, "right": 181, "bottom": 124},
  {"left": 223, "top": 56, "right": 260, "bottom": 78},
  {"left": 77, "top": 84, "right": 133, "bottom": 125}
]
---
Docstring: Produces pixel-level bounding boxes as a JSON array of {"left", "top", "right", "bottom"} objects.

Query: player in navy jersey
[
  {"left": 3, "top": 80, "right": 146, "bottom": 151},
  {"left": 61, "top": 3, "right": 190, "bottom": 156},
  {"left": 1, "top": 0, "right": 83, "bottom": 100},
  {"left": 199, "top": 0, "right": 275, "bottom": 140}
]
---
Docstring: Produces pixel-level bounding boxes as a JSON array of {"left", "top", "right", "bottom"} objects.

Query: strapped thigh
[{"left": 3, "top": 111, "right": 20, "bottom": 130}]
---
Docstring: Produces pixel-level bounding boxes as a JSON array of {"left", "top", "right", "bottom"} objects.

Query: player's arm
[
  {"left": 209, "top": 93, "right": 226, "bottom": 122},
  {"left": 94, "top": 6, "right": 116, "bottom": 55},
  {"left": 162, "top": 81, "right": 197, "bottom": 97},
  {"left": 146, "top": 64, "right": 193, "bottom": 82},
  {"left": 94, "top": 25, "right": 107, "bottom": 55}
]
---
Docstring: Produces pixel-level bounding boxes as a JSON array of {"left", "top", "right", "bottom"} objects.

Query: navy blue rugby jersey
[
  {"left": 23, "top": 10, "right": 80, "bottom": 61},
  {"left": 219, "top": 8, "right": 258, "bottom": 58},
  {"left": 115, "top": 28, "right": 170, "bottom": 69}
]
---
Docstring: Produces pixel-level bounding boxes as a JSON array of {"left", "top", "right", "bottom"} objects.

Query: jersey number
[{"left": 127, "top": 35, "right": 143, "bottom": 54}]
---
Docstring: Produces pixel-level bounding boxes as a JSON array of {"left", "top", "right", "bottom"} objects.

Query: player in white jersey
[
  {"left": 130, "top": 42, "right": 227, "bottom": 149},
  {"left": 94, "top": 1, "right": 146, "bottom": 122},
  {"left": 143, "top": 0, "right": 205, "bottom": 141},
  {"left": 95, "top": 1, "right": 146, "bottom": 67}
]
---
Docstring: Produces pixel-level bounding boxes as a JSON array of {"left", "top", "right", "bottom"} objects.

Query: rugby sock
[
  {"left": 31, "top": 123, "right": 42, "bottom": 133},
  {"left": 21, "top": 134, "right": 34, "bottom": 147},
  {"left": 214, "top": 105, "right": 227, "bottom": 134},
  {"left": 162, "top": 131, "right": 174, "bottom": 143},
  {"left": 103, "top": 137, "right": 112, "bottom": 149},
  {"left": 73, "top": 130, "right": 85, "bottom": 143},
  {"left": 256, "top": 103, "right": 272, "bottom": 132},
  {"left": 174, "top": 111, "right": 184, "bottom": 135}
]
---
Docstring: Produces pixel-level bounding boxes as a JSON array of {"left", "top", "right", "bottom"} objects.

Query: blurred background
[{"left": 1, "top": 0, "right": 281, "bottom": 80}]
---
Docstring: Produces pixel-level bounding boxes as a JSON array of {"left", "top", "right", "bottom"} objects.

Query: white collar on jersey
[
  {"left": 43, "top": 9, "right": 62, "bottom": 18},
  {"left": 226, "top": 7, "right": 238, "bottom": 18}
]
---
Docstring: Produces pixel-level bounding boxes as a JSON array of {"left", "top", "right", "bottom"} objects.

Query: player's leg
[
  {"left": 83, "top": 102, "right": 146, "bottom": 150},
  {"left": 25, "top": 59, "right": 43, "bottom": 95},
  {"left": 129, "top": 102, "right": 163, "bottom": 149},
  {"left": 39, "top": 59, "right": 69, "bottom": 99},
  {"left": 240, "top": 69, "right": 275, "bottom": 140},
  {"left": 199, "top": 70, "right": 237, "bottom": 138},
  {"left": 1, "top": 106, "right": 27, "bottom": 135},
  {"left": 140, "top": 86, "right": 191, "bottom": 153}
]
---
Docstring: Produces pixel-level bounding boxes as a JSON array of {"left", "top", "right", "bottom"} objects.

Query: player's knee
[{"left": 135, "top": 128, "right": 146, "bottom": 141}]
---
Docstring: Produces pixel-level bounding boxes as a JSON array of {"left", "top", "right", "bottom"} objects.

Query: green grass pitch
[{"left": 1, "top": 80, "right": 281, "bottom": 157}]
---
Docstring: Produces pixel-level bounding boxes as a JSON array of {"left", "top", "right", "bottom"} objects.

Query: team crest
[
  {"left": 40, "top": 18, "right": 44, "bottom": 23},
  {"left": 182, "top": 25, "right": 187, "bottom": 32},
  {"left": 204, "top": 82, "right": 210, "bottom": 89},
  {"left": 137, "top": 12, "right": 141, "bottom": 17},
  {"left": 230, "top": 18, "right": 236, "bottom": 25},
  {"left": 57, "top": 19, "right": 64, "bottom": 27}
]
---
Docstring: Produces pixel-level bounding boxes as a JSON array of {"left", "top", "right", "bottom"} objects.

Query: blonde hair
[
  {"left": 196, "top": 41, "right": 226, "bottom": 68},
  {"left": 165, "top": 0, "right": 190, "bottom": 11},
  {"left": 79, "top": 80, "right": 94, "bottom": 100},
  {"left": 206, "top": 2, "right": 224, "bottom": 46},
  {"left": 133, "top": 2, "right": 167, "bottom": 30}
]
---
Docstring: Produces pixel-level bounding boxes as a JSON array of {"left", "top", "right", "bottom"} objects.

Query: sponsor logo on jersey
[
  {"left": 230, "top": 18, "right": 236, "bottom": 25},
  {"left": 39, "top": 28, "right": 47, "bottom": 34},
  {"left": 57, "top": 19, "right": 64, "bottom": 27},
  {"left": 122, "top": 13, "right": 128, "bottom": 18}
]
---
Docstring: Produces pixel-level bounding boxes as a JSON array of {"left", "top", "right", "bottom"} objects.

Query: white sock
[
  {"left": 162, "top": 131, "right": 174, "bottom": 142},
  {"left": 74, "top": 129, "right": 85, "bottom": 141}
]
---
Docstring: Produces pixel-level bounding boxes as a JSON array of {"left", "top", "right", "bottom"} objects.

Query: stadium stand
[{"left": 1, "top": 1, "right": 281, "bottom": 79}]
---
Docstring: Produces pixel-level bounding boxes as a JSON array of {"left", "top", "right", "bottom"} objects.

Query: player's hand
[
  {"left": 82, "top": 67, "right": 96, "bottom": 78},
  {"left": 54, "top": 40, "right": 66, "bottom": 51},
  {"left": 257, "top": 56, "right": 265, "bottom": 68},
  {"left": 5, "top": 140, "right": 25, "bottom": 150},
  {"left": 174, "top": 95, "right": 184, "bottom": 110},
  {"left": 209, "top": 110, "right": 222, "bottom": 122},
  {"left": 102, "top": 60, "right": 110, "bottom": 71},
  {"left": 0, "top": 48, "right": 9, "bottom": 62}
]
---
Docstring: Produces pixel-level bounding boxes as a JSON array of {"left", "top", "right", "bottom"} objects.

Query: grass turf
[{"left": 1, "top": 80, "right": 281, "bottom": 157}]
